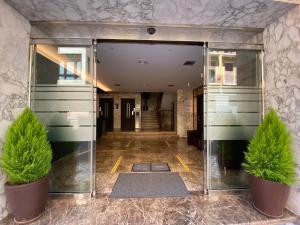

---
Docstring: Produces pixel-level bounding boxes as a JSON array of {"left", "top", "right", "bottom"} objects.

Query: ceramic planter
[
  {"left": 5, "top": 176, "right": 49, "bottom": 224},
  {"left": 249, "top": 175, "right": 290, "bottom": 218}
]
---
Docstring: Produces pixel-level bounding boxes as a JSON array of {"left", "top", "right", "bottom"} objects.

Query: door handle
[
  {"left": 105, "top": 103, "right": 108, "bottom": 118},
  {"left": 126, "top": 103, "right": 130, "bottom": 119},
  {"left": 131, "top": 107, "right": 135, "bottom": 116}
]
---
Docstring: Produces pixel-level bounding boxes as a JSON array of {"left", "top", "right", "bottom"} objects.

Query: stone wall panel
[
  {"left": 263, "top": 5, "right": 300, "bottom": 215},
  {"left": 0, "top": 0, "right": 30, "bottom": 220}
]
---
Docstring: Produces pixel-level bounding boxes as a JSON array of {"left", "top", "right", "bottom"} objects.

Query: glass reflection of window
[
  {"left": 208, "top": 51, "right": 237, "bottom": 86},
  {"left": 59, "top": 62, "right": 65, "bottom": 77},
  {"left": 57, "top": 47, "right": 86, "bottom": 85}
]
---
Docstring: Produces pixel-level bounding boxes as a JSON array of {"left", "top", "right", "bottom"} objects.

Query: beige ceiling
[{"left": 97, "top": 42, "right": 203, "bottom": 92}]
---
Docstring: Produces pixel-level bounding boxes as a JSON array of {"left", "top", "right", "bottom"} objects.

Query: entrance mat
[
  {"left": 110, "top": 172, "right": 189, "bottom": 198},
  {"left": 132, "top": 163, "right": 151, "bottom": 172},
  {"left": 151, "top": 163, "right": 170, "bottom": 172},
  {"left": 132, "top": 163, "right": 170, "bottom": 172}
]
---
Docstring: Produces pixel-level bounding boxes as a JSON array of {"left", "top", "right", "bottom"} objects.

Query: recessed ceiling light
[
  {"left": 168, "top": 84, "right": 175, "bottom": 87},
  {"left": 114, "top": 84, "right": 121, "bottom": 86},
  {"left": 183, "top": 61, "right": 196, "bottom": 66},
  {"left": 137, "top": 59, "right": 149, "bottom": 65}
]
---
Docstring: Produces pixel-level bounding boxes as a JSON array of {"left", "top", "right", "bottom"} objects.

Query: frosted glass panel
[
  {"left": 31, "top": 44, "right": 95, "bottom": 193},
  {"left": 206, "top": 49, "right": 262, "bottom": 190}
]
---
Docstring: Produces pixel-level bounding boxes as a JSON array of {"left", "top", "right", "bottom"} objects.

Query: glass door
[
  {"left": 30, "top": 42, "right": 96, "bottom": 193},
  {"left": 204, "top": 47, "right": 263, "bottom": 190}
]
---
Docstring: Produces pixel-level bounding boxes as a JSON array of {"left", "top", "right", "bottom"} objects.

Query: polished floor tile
[
  {"left": 2, "top": 135, "right": 296, "bottom": 224},
  {"left": 96, "top": 136, "right": 204, "bottom": 194},
  {"left": 1, "top": 192, "right": 297, "bottom": 225}
]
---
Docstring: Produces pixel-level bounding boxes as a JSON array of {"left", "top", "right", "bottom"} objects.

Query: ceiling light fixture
[
  {"left": 183, "top": 61, "right": 196, "bottom": 66},
  {"left": 137, "top": 59, "right": 149, "bottom": 65}
]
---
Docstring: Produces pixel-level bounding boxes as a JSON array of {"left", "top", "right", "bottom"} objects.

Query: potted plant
[
  {"left": 1, "top": 108, "right": 52, "bottom": 223},
  {"left": 242, "top": 108, "right": 296, "bottom": 218}
]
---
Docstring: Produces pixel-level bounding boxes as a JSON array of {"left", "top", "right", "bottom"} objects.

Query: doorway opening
[
  {"left": 95, "top": 40, "right": 205, "bottom": 196},
  {"left": 28, "top": 40, "right": 263, "bottom": 196}
]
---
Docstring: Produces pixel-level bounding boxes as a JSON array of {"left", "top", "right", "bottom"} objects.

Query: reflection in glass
[
  {"left": 208, "top": 50, "right": 259, "bottom": 87},
  {"left": 35, "top": 45, "right": 91, "bottom": 85},
  {"left": 210, "top": 140, "right": 249, "bottom": 189},
  {"left": 31, "top": 44, "right": 94, "bottom": 193},
  {"left": 206, "top": 49, "right": 262, "bottom": 190}
]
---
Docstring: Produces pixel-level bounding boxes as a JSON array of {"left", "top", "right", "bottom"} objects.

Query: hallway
[{"left": 96, "top": 135, "right": 204, "bottom": 195}]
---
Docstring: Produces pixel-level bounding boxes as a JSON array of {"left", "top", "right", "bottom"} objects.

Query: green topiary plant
[
  {"left": 1, "top": 108, "right": 52, "bottom": 185},
  {"left": 242, "top": 108, "right": 296, "bottom": 186}
]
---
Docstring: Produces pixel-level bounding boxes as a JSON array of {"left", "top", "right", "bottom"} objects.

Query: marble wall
[
  {"left": 0, "top": 0, "right": 30, "bottom": 219},
  {"left": 5, "top": 0, "right": 296, "bottom": 29},
  {"left": 30, "top": 23, "right": 263, "bottom": 45},
  {"left": 177, "top": 90, "right": 193, "bottom": 137},
  {"left": 263, "top": 5, "right": 300, "bottom": 215}
]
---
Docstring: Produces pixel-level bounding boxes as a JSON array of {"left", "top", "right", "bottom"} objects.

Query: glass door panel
[
  {"left": 205, "top": 49, "right": 263, "bottom": 190},
  {"left": 30, "top": 44, "right": 95, "bottom": 193}
]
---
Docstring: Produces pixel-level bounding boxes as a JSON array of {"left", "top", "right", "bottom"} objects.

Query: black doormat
[
  {"left": 132, "top": 163, "right": 170, "bottom": 172},
  {"left": 110, "top": 172, "right": 189, "bottom": 198}
]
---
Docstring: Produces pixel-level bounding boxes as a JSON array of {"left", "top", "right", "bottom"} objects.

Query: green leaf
[
  {"left": 242, "top": 108, "right": 296, "bottom": 186},
  {"left": 1, "top": 108, "right": 52, "bottom": 184}
]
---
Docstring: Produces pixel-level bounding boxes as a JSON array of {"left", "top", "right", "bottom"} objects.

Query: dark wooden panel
[
  {"left": 99, "top": 98, "right": 114, "bottom": 132},
  {"left": 121, "top": 98, "right": 135, "bottom": 131}
]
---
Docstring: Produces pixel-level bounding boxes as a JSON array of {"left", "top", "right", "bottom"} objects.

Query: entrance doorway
[
  {"left": 95, "top": 40, "right": 205, "bottom": 196},
  {"left": 121, "top": 98, "right": 135, "bottom": 131},
  {"left": 28, "top": 40, "right": 263, "bottom": 196}
]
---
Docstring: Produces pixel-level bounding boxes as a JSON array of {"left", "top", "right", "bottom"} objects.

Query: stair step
[{"left": 103, "top": 131, "right": 177, "bottom": 138}]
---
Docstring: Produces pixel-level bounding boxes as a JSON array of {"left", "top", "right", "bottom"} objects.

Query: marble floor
[
  {"left": 1, "top": 192, "right": 297, "bottom": 225},
  {"left": 96, "top": 136, "right": 204, "bottom": 194},
  {"left": 1, "top": 135, "right": 298, "bottom": 224},
  {"left": 48, "top": 134, "right": 248, "bottom": 193}
]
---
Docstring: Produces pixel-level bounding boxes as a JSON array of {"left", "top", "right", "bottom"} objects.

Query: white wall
[
  {"left": 264, "top": 5, "right": 300, "bottom": 215},
  {"left": 0, "top": 0, "right": 31, "bottom": 219}
]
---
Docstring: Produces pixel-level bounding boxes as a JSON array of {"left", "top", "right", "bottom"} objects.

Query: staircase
[
  {"left": 141, "top": 110, "right": 160, "bottom": 131},
  {"left": 103, "top": 131, "right": 177, "bottom": 138}
]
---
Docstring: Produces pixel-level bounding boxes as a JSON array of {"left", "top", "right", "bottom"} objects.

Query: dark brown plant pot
[
  {"left": 5, "top": 176, "right": 49, "bottom": 224},
  {"left": 249, "top": 175, "right": 290, "bottom": 218}
]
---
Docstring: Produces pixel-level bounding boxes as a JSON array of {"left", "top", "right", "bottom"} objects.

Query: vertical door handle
[
  {"left": 105, "top": 103, "right": 108, "bottom": 118},
  {"left": 126, "top": 103, "right": 130, "bottom": 118}
]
